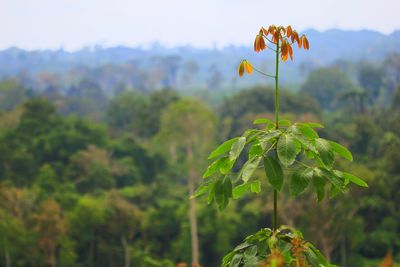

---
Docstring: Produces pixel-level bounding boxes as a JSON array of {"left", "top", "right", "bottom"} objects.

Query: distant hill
[{"left": 0, "top": 29, "right": 399, "bottom": 91}]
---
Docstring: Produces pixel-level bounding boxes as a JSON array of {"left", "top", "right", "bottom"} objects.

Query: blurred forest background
[{"left": 0, "top": 29, "right": 400, "bottom": 267}]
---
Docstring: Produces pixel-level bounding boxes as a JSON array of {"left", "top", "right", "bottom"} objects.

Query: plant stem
[
  {"left": 273, "top": 190, "right": 277, "bottom": 231},
  {"left": 275, "top": 40, "right": 280, "bottom": 128},
  {"left": 273, "top": 38, "right": 280, "bottom": 232}
]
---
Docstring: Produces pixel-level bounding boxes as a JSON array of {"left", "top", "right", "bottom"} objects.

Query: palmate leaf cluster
[
  {"left": 195, "top": 118, "right": 367, "bottom": 211},
  {"left": 221, "top": 226, "right": 336, "bottom": 267},
  {"left": 194, "top": 118, "right": 367, "bottom": 266}
]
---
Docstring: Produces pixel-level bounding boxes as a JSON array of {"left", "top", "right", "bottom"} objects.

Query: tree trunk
[
  {"left": 89, "top": 230, "right": 95, "bottom": 267},
  {"left": 169, "top": 143, "right": 177, "bottom": 162},
  {"left": 340, "top": 235, "right": 347, "bottom": 267},
  {"left": 4, "top": 241, "right": 11, "bottom": 267},
  {"left": 121, "top": 236, "right": 130, "bottom": 267},
  {"left": 50, "top": 249, "right": 57, "bottom": 267},
  {"left": 187, "top": 144, "right": 200, "bottom": 266},
  {"left": 319, "top": 230, "right": 332, "bottom": 263}
]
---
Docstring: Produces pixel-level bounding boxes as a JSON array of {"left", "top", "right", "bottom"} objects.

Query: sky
[{"left": 1, "top": 0, "right": 400, "bottom": 51}]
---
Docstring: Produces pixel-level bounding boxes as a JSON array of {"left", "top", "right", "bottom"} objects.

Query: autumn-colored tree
[
  {"left": 0, "top": 186, "right": 36, "bottom": 267},
  {"left": 34, "top": 199, "right": 67, "bottom": 267}
]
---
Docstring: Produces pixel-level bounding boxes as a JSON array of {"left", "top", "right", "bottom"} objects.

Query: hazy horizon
[
  {"left": 2, "top": 0, "right": 400, "bottom": 51},
  {"left": 1, "top": 27, "right": 399, "bottom": 53}
]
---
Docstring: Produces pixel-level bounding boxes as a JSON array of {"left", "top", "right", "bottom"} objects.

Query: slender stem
[
  {"left": 263, "top": 35, "right": 275, "bottom": 44},
  {"left": 273, "top": 38, "right": 280, "bottom": 232},
  {"left": 295, "top": 159, "right": 312, "bottom": 169},
  {"left": 246, "top": 62, "right": 276, "bottom": 78},
  {"left": 253, "top": 69, "right": 276, "bottom": 79},
  {"left": 273, "top": 190, "right": 277, "bottom": 231},
  {"left": 275, "top": 42, "right": 280, "bottom": 126}
]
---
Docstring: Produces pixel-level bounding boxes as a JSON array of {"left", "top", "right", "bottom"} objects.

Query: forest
[{"left": 0, "top": 34, "right": 400, "bottom": 266}]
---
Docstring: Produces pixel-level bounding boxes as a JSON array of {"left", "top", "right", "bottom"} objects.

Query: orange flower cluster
[
  {"left": 290, "top": 238, "right": 308, "bottom": 267},
  {"left": 254, "top": 29, "right": 266, "bottom": 52},
  {"left": 239, "top": 24, "right": 310, "bottom": 77},
  {"left": 378, "top": 251, "right": 393, "bottom": 267},
  {"left": 259, "top": 249, "right": 285, "bottom": 267},
  {"left": 237, "top": 60, "right": 253, "bottom": 77},
  {"left": 260, "top": 25, "right": 309, "bottom": 61}
]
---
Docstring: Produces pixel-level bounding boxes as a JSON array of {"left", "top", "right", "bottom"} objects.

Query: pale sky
[{"left": 1, "top": 0, "right": 399, "bottom": 51}]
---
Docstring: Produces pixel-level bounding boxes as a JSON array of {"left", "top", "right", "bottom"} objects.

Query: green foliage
[
  {"left": 107, "top": 89, "right": 179, "bottom": 136},
  {"left": 290, "top": 167, "right": 312, "bottom": 196},
  {"left": 0, "top": 79, "right": 30, "bottom": 111},
  {"left": 277, "top": 133, "right": 296, "bottom": 167},
  {"left": 264, "top": 157, "right": 283, "bottom": 191},
  {"left": 221, "top": 226, "right": 336, "bottom": 267},
  {"left": 220, "top": 86, "right": 320, "bottom": 137},
  {"left": 107, "top": 91, "right": 147, "bottom": 131},
  {"left": 0, "top": 54, "right": 398, "bottom": 266},
  {"left": 195, "top": 27, "right": 373, "bottom": 267},
  {"left": 301, "top": 67, "right": 358, "bottom": 110},
  {"left": 198, "top": 120, "right": 365, "bottom": 208},
  {"left": 358, "top": 64, "right": 384, "bottom": 99}
]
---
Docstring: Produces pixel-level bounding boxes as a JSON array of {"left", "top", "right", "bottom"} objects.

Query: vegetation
[
  {"left": 196, "top": 25, "right": 367, "bottom": 267},
  {"left": 0, "top": 30, "right": 399, "bottom": 267}
]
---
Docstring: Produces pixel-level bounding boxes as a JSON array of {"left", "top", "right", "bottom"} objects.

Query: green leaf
[
  {"left": 290, "top": 168, "right": 312, "bottom": 196},
  {"left": 298, "top": 125, "right": 319, "bottom": 140},
  {"left": 318, "top": 168, "right": 345, "bottom": 192},
  {"left": 232, "top": 183, "right": 251, "bottom": 199},
  {"left": 293, "top": 134, "right": 318, "bottom": 153},
  {"left": 215, "top": 177, "right": 232, "bottom": 210},
  {"left": 312, "top": 170, "right": 326, "bottom": 202},
  {"left": 248, "top": 141, "right": 263, "bottom": 158},
  {"left": 230, "top": 254, "right": 242, "bottom": 267},
  {"left": 203, "top": 157, "right": 226, "bottom": 178},
  {"left": 329, "top": 141, "right": 353, "bottom": 161},
  {"left": 259, "top": 130, "right": 281, "bottom": 149},
  {"left": 232, "top": 181, "right": 261, "bottom": 199},
  {"left": 297, "top": 125, "right": 319, "bottom": 140},
  {"left": 278, "top": 119, "right": 292, "bottom": 127},
  {"left": 192, "top": 179, "right": 215, "bottom": 198},
  {"left": 223, "top": 177, "right": 233, "bottom": 199},
  {"left": 208, "top": 137, "right": 239, "bottom": 159},
  {"left": 229, "top": 137, "right": 246, "bottom": 161},
  {"left": 298, "top": 122, "right": 324, "bottom": 128},
  {"left": 294, "top": 138, "right": 302, "bottom": 155},
  {"left": 207, "top": 180, "right": 216, "bottom": 204},
  {"left": 304, "top": 247, "right": 319, "bottom": 267},
  {"left": 222, "top": 251, "right": 236, "bottom": 267},
  {"left": 241, "top": 156, "right": 262, "bottom": 182},
  {"left": 277, "top": 134, "right": 297, "bottom": 166},
  {"left": 282, "top": 250, "right": 293, "bottom": 263},
  {"left": 264, "top": 157, "right": 284, "bottom": 191},
  {"left": 244, "top": 129, "right": 262, "bottom": 138},
  {"left": 234, "top": 242, "right": 252, "bottom": 252},
  {"left": 329, "top": 184, "right": 341, "bottom": 199},
  {"left": 250, "top": 180, "right": 261, "bottom": 193},
  {"left": 244, "top": 245, "right": 257, "bottom": 257},
  {"left": 220, "top": 158, "right": 235, "bottom": 175},
  {"left": 308, "top": 243, "right": 330, "bottom": 266},
  {"left": 243, "top": 257, "right": 258, "bottom": 267},
  {"left": 305, "top": 149, "right": 315, "bottom": 159},
  {"left": 214, "top": 179, "right": 225, "bottom": 207},
  {"left": 253, "top": 118, "right": 273, "bottom": 126},
  {"left": 315, "top": 138, "right": 335, "bottom": 167},
  {"left": 341, "top": 172, "right": 368, "bottom": 187}
]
